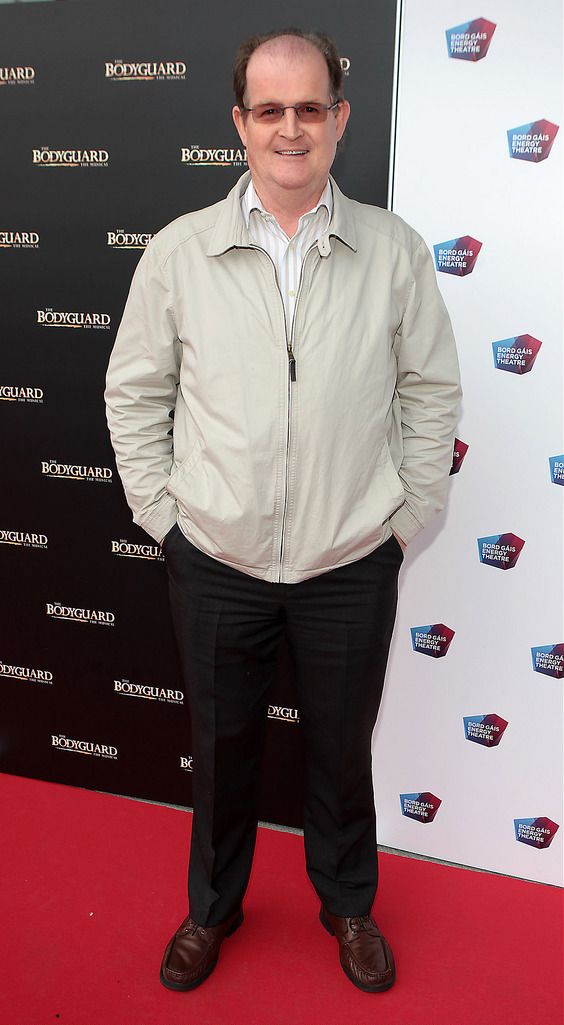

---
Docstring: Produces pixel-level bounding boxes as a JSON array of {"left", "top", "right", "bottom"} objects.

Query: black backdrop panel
[{"left": 0, "top": 0, "right": 398, "bottom": 827}]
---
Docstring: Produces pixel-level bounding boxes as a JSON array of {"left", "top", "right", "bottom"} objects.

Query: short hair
[{"left": 233, "top": 28, "right": 344, "bottom": 108}]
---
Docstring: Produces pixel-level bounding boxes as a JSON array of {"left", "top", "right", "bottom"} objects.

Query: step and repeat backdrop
[
  {"left": 1, "top": 0, "right": 561, "bottom": 887},
  {"left": 0, "top": 0, "right": 398, "bottom": 826},
  {"left": 379, "top": 0, "right": 562, "bottom": 885}
]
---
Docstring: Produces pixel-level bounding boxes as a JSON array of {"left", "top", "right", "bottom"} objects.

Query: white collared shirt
[{"left": 241, "top": 178, "right": 332, "bottom": 337}]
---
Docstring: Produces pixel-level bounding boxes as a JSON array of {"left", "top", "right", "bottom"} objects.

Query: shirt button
[{"left": 288, "top": 290, "right": 296, "bottom": 297}]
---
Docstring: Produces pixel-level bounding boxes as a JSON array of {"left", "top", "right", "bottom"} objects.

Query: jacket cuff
[
  {"left": 388, "top": 504, "right": 423, "bottom": 546},
  {"left": 135, "top": 495, "right": 178, "bottom": 544}
]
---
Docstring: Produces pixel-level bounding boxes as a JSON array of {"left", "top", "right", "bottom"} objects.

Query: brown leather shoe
[
  {"left": 320, "top": 906, "right": 395, "bottom": 992},
  {"left": 160, "top": 907, "right": 243, "bottom": 991}
]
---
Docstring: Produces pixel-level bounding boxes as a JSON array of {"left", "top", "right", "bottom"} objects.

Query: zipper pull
[{"left": 288, "top": 346, "right": 296, "bottom": 382}]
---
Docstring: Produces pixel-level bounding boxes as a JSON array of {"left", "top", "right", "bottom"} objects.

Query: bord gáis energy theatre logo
[
  {"left": 477, "top": 533, "right": 525, "bottom": 570},
  {"left": 531, "top": 644, "right": 564, "bottom": 680},
  {"left": 492, "top": 335, "right": 541, "bottom": 375},
  {"left": 514, "top": 817, "right": 559, "bottom": 850},
  {"left": 411, "top": 624, "right": 455, "bottom": 658},
  {"left": 450, "top": 438, "right": 469, "bottom": 475},
  {"left": 400, "top": 793, "right": 441, "bottom": 824},
  {"left": 434, "top": 237, "right": 482, "bottom": 276},
  {"left": 549, "top": 455, "right": 564, "bottom": 486},
  {"left": 464, "top": 714, "right": 508, "bottom": 747},
  {"left": 445, "top": 18, "right": 496, "bottom": 61},
  {"left": 507, "top": 120, "right": 559, "bottom": 163}
]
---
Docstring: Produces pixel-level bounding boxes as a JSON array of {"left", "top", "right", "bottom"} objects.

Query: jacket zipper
[
  {"left": 277, "top": 246, "right": 319, "bottom": 579},
  {"left": 249, "top": 243, "right": 316, "bottom": 581}
]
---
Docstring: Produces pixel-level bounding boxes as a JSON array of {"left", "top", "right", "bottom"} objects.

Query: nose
[{"left": 279, "top": 107, "right": 303, "bottom": 139}]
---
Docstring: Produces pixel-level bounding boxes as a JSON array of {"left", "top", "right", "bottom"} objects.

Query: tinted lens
[
  {"left": 250, "top": 103, "right": 329, "bottom": 123},
  {"left": 253, "top": 105, "right": 284, "bottom": 122},
  {"left": 296, "top": 104, "right": 327, "bottom": 122}
]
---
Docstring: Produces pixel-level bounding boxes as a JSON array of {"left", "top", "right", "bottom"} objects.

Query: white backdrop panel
[{"left": 373, "top": 0, "right": 563, "bottom": 884}]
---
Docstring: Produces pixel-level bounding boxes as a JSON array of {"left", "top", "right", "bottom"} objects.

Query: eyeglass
[{"left": 241, "top": 101, "right": 340, "bottom": 124}]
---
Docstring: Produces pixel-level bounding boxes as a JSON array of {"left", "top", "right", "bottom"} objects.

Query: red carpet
[{"left": 1, "top": 772, "right": 562, "bottom": 1025}]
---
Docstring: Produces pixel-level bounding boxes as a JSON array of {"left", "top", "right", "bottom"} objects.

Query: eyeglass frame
[{"left": 239, "top": 100, "right": 341, "bottom": 123}]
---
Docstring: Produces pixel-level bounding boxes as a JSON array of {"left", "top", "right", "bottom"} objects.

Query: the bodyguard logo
[
  {"left": 492, "top": 334, "right": 542, "bottom": 375},
  {"left": 477, "top": 533, "right": 525, "bottom": 569},
  {"left": 400, "top": 792, "right": 441, "bottom": 824},
  {"left": 181, "top": 146, "right": 247, "bottom": 167},
  {"left": 464, "top": 714, "right": 508, "bottom": 747},
  {"left": 450, "top": 438, "right": 469, "bottom": 475},
  {"left": 531, "top": 644, "right": 564, "bottom": 680},
  {"left": 111, "top": 539, "right": 163, "bottom": 561},
  {"left": 507, "top": 120, "right": 559, "bottom": 162},
  {"left": 33, "top": 148, "right": 109, "bottom": 168},
  {"left": 42, "top": 461, "right": 112, "bottom": 483},
  {"left": 268, "top": 705, "right": 300, "bottom": 724},
  {"left": 37, "top": 308, "right": 111, "bottom": 329},
  {"left": 46, "top": 603, "right": 115, "bottom": 626},
  {"left": 0, "top": 66, "right": 35, "bottom": 86},
  {"left": 52, "top": 734, "right": 117, "bottom": 759},
  {"left": 0, "top": 230, "right": 39, "bottom": 249},
  {"left": 340, "top": 57, "right": 351, "bottom": 75},
  {"left": 445, "top": 18, "right": 496, "bottom": 61},
  {"left": 180, "top": 755, "right": 194, "bottom": 772},
  {"left": 0, "top": 661, "right": 53, "bottom": 684},
  {"left": 105, "top": 60, "right": 187, "bottom": 82},
  {"left": 0, "top": 386, "right": 43, "bottom": 404},
  {"left": 114, "top": 679, "right": 184, "bottom": 704},
  {"left": 549, "top": 455, "right": 564, "bottom": 486},
  {"left": 107, "top": 230, "right": 153, "bottom": 250},
  {"left": 514, "top": 817, "right": 559, "bottom": 850},
  {"left": 434, "top": 236, "right": 482, "bottom": 276},
  {"left": 411, "top": 624, "right": 455, "bottom": 658},
  {"left": 0, "top": 529, "right": 47, "bottom": 549}
]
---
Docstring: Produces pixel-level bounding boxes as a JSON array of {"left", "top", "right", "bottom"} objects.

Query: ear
[
  {"left": 232, "top": 105, "right": 248, "bottom": 147},
  {"left": 335, "top": 99, "right": 351, "bottom": 143}
]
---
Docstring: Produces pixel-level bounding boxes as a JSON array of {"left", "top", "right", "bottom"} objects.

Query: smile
[{"left": 275, "top": 149, "right": 308, "bottom": 155}]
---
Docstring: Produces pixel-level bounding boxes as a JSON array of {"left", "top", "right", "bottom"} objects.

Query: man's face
[{"left": 232, "top": 42, "right": 350, "bottom": 205}]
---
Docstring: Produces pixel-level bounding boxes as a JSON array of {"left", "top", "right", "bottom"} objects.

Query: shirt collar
[
  {"left": 241, "top": 177, "right": 333, "bottom": 233},
  {"left": 207, "top": 171, "right": 357, "bottom": 257}
]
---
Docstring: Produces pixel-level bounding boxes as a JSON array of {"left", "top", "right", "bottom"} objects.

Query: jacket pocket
[
  {"left": 166, "top": 437, "right": 203, "bottom": 496},
  {"left": 380, "top": 438, "right": 406, "bottom": 509}
]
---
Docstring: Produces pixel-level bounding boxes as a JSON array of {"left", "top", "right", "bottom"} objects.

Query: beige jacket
[{"left": 105, "top": 171, "right": 461, "bottom": 583}]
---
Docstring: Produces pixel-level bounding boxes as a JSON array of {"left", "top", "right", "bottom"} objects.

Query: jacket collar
[{"left": 207, "top": 170, "right": 358, "bottom": 257}]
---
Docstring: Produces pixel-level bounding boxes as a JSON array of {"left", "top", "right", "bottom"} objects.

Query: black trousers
[{"left": 165, "top": 524, "right": 403, "bottom": 927}]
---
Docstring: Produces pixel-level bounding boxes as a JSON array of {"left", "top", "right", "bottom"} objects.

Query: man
[{"left": 105, "top": 28, "right": 461, "bottom": 994}]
